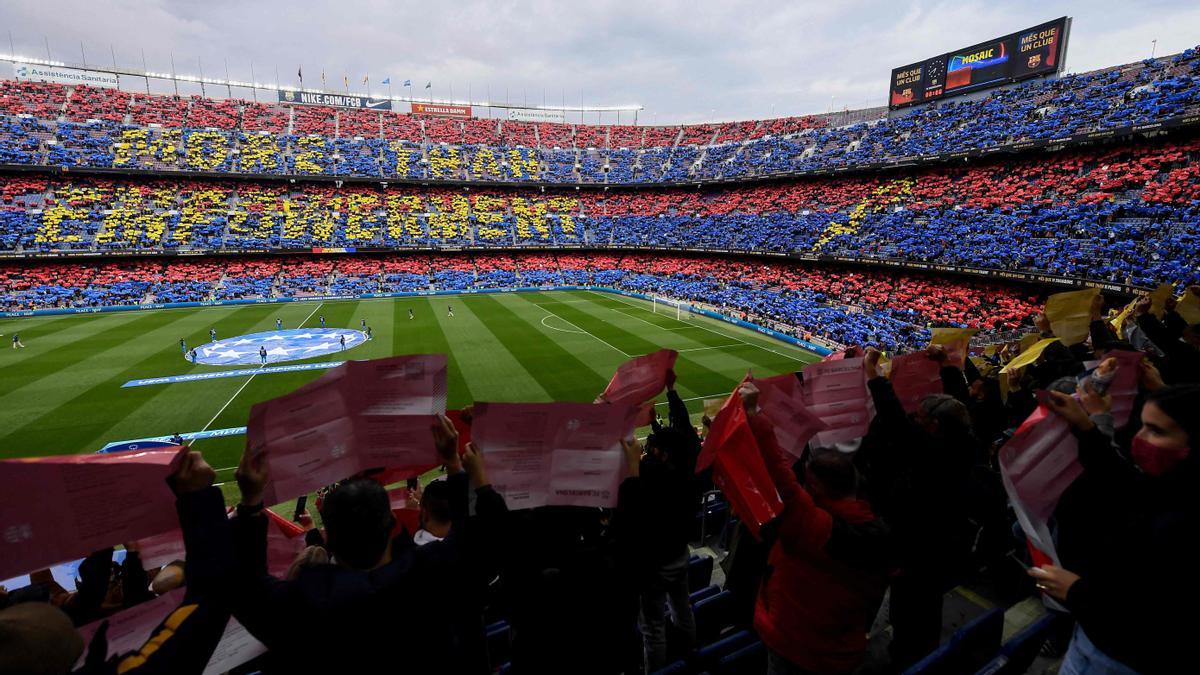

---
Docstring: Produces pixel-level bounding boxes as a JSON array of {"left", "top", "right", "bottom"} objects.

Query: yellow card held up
[
  {"left": 1044, "top": 288, "right": 1100, "bottom": 345},
  {"left": 1000, "top": 338, "right": 1060, "bottom": 374}
]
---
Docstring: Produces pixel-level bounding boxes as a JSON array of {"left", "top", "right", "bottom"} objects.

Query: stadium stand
[
  {"left": 3, "top": 44, "right": 1200, "bottom": 675},
  {"left": 0, "top": 47, "right": 1197, "bottom": 184},
  {"left": 1, "top": 134, "right": 1197, "bottom": 286},
  {"left": 0, "top": 252, "right": 1042, "bottom": 351}
]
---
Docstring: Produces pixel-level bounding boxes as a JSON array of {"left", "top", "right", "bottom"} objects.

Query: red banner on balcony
[{"left": 411, "top": 102, "right": 472, "bottom": 118}]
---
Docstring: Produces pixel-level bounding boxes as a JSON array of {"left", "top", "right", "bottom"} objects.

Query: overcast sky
[{"left": 1, "top": 0, "right": 1197, "bottom": 124}]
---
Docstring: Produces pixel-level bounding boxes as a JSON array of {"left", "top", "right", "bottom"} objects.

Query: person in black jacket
[
  {"left": 227, "top": 416, "right": 507, "bottom": 675},
  {"left": 619, "top": 369, "right": 701, "bottom": 671},
  {"left": 855, "top": 347, "right": 980, "bottom": 670},
  {"left": 77, "top": 449, "right": 241, "bottom": 675},
  {"left": 1133, "top": 292, "right": 1200, "bottom": 385},
  {"left": 1035, "top": 383, "right": 1200, "bottom": 674}
]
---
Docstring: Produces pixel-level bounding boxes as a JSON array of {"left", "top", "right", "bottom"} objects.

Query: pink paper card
[
  {"left": 751, "top": 373, "right": 828, "bottom": 458},
  {"left": 800, "top": 358, "right": 873, "bottom": 448},
  {"left": 0, "top": 448, "right": 185, "bottom": 580},
  {"left": 889, "top": 352, "right": 944, "bottom": 414},
  {"left": 472, "top": 401, "right": 637, "bottom": 509},
  {"left": 602, "top": 349, "right": 678, "bottom": 405},
  {"left": 247, "top": 355, "right": 448, "bottom": 505}
]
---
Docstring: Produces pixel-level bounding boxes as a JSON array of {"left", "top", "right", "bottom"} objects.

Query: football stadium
[{"left": 0, "top": 2, "right": 1198, "bottom": 673}]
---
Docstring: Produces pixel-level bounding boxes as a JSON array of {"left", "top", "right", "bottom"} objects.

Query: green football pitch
[{"left": 0, "top": 289, "right": 819, "bottom": 505}]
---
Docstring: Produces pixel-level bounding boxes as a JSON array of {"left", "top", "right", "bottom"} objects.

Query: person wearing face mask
[
  {"left": 1037, "top": 383, "right": 1200, "bottom": 674},
  {"left": 855, "top": 347, "right": 981, "bottom": 670}
]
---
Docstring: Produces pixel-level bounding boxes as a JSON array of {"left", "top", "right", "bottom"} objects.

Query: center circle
[{"left": 191, "top": 328, "right": 368, "bottom": 366}]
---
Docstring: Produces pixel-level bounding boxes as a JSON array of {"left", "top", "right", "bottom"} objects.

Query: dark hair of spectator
[
  {"left": 320, "top": 479, "right": 395, "bottom": 569},
  {"left": 805, "top": 449, "right": 858, "bottom": 500},
  {"left": 420, "top": 480, "right": 454, "bottom": 525}
]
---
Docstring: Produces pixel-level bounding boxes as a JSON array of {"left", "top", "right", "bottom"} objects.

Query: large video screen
[{"left": 889, "top": 17, "right": 1069, "bottom": 108}]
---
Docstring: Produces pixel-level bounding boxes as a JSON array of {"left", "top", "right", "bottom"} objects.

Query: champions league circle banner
[{"left": 193, "top": 328, "right": 368, "bottom": 366}]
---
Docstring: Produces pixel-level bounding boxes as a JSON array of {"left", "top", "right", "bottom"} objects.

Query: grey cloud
[{"left": 2, "top": 0, "right": 1195, "bottom": 124}]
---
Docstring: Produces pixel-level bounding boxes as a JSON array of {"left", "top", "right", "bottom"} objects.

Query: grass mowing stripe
[
  {"left": 0, "top": 305, "right": 250, "bottom": 432},
  {"left": 528, "top": 292, "right": 742, "bottom": 402},
  {"left": 580, "top": 291, "right": 820, "bottom": 367},
  {"left": 390, "top": 298, "right": 471, "bottom": 408},
  {"left": 464, "top": 294, "right": 609, "bottom": 402},
  {"left": 561, "top": 293, "right": 738, "bottom": 352},
  {"left": 198, "top": 300, "right": 324, "bottom": 433},
  {"left": 185, "top": 301, "right": 369, "bottom": 468},
  {"left": 0, "top": 312, "right": 116, "bottom": 350},
  {"left": 0, "top": 304, "right": 278, "bottom": 457},
  {"left": 496, "top": 294, "right": 631, "bottom": 382},
  {"left": 0, "top": 311, "right": 202, "bottom": 395},
  {"left": 424, "top": 298, "right": 551, "bottom": 403}
]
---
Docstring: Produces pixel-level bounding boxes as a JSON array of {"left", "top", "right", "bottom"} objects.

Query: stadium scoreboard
[{"left": 889, "top": 17, "right": 1070, "bottom": 108}]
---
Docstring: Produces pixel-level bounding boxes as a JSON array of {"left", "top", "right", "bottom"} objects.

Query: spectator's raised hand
[
  {"left": 296, "top": 511, "right": 315, "bottom": 532},
  {"left": 1090, "top": 293, "right": 1105, "bottom": 321},
  {"left": 1140, "top": 359, "right": 1165, "bottom": 392},
  {"left": 1133, "top": 295, "right": 1151, "bottom": 317},
  {"left": 1034, "top": 312, "right": 1052, "bottom": 335},
  {"left": 1028, "top": 565, "right": 1080, "bottom": 602},
  {"left": 621, "top": 437, "right": 643, "bottom": 478},
  {"left": 1077, "top": 377, "right": 1112, "bottom": 416},
  {"left": 1045, "top": 391, "right": 1094, "bottom": 432},
  {"left": 863, "top": 347, "right": 884, "bottom": 379},
  {"left": 737, "top": 381, "right": 760, "bottom": 415},
  {"left": 665, "top": 368, "right": 677, "bottom": 390},
  {"left": 462, "top": 442, "right": 488, "bottom": 487},
  {"left": 168, "top": 450, "right": 216, "bottom": 495},
  {"left": 432, "top": 414, "right": 462, "bottom": 473},
  {"left": 235, "top": 448, "right": 269, "bottom": 507}
]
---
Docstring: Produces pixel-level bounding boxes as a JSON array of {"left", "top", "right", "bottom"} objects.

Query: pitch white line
[
  {"left": 675, "top": 344, "right": 745, "bottom": 353},
  {"left": 197, "top": 303, "right": 324, "bottom": 436},
  {"left": 197, "top": 366, "right": 263, "bottom": 434},
  {"left": 592, "top": 291, "right": 812, "bottom": 364},
  {"left": 611, "top": 308, "right": 671, "bottom": 329},
  {"left": 540, "top": 314, "right": 585, "bottom": 334},
  {"left": 653, "top": 392, "right": 732, "bottom": 406},
  {"left": 538, "top": 306, "right": 632, "bottom": 358}
]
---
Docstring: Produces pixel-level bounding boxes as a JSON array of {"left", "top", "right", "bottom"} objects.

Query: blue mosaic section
[
  {"left": 193, "top": 328, "right": 367, "bottom": 365},
  {"left": 123, "top": 360, "right": 345, "bottom": 388}
]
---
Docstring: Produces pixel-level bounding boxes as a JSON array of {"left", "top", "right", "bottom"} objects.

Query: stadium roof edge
[{"left": 0, "top": 54, "right": 642, "bottom": 113}]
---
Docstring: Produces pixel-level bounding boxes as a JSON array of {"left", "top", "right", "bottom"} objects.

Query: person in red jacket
[{"left": 742, "top": 386, "right": 891, "bottom": 675}]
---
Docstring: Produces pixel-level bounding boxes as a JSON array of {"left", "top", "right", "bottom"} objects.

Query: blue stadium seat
[
  {"left": 902, "top": 607, "right": 1004, "bottom": 675},
  {"left": 650, "top": 659, "right": 690, "bottom": 675},
  {"left": 688, "top": 583, "right": 721, "bottom": 605},
  {"left": 486, "top": 620, "right": 511, "bottom": 671},
  {"left": 696, "top": 628, "right": 757, "bottom": 672},
  {"left": 687, "top": 555, "right": 714, "bottom": 592},
  {"left": 693, "top": 590, "right": 738, "bottom": 645},
  {"left": 973, "top": 612, "right": 1064, "bottom": 675},
  {"left": 715, "top": 640, "right": 765, "bottom": 675}
]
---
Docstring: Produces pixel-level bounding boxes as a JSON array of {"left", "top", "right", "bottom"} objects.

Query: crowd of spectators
[
  {"left": 2, "top": 134, "right": 1197, "bottom": 287},
  {"left": 0, "top": 46, "right": 1198, "bottom": 183},
  {"left": 0, "top": 252, "right": 1043, "bottom": 351},
  {"left": 3, "top": 282, "right": 1197, "bottom": 675}
]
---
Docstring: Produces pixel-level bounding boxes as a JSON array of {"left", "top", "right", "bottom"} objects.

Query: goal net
[{"left": 651, "top": 296, "right": 692, "bottom": 321}]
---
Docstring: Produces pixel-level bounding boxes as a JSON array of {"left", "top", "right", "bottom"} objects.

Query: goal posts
[{"left": 651, "top": 296, "right": 692, "bottom": 321}]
